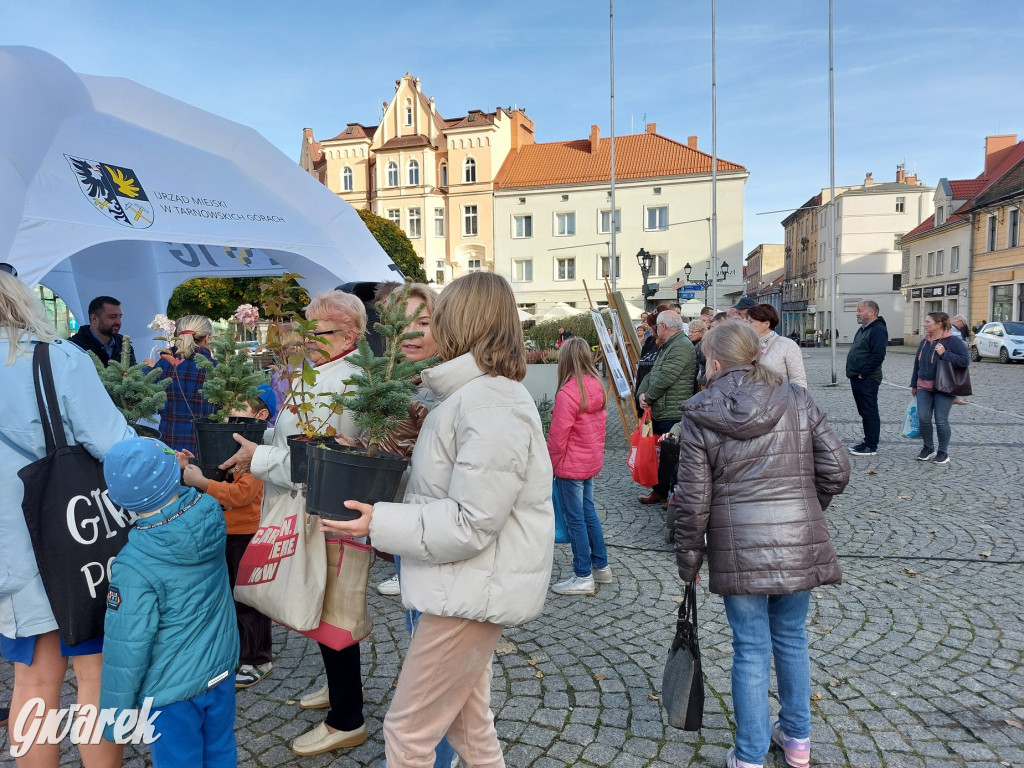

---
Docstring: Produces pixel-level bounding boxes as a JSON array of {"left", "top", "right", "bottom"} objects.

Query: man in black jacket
[
  {"left": 69, "top": 295, "right": 136, "bottom": 366},
  {"left": 846, "top": 300, "right": 887, "bottom": 456}
]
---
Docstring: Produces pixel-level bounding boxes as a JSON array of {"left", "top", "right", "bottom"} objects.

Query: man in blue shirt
[{"left": 69, "top": 295, "right": 136, "bottom": 366}]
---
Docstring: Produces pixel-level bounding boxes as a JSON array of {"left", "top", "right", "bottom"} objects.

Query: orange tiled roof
[
  {"left": 494, "top": 132, "right": 745, "bottom": 189},
  {"left": 949, "top": 179, "right": 986, "bottom": 198},
  {"left": 326, "top": 123, "right": 377, "bottom": 141}
]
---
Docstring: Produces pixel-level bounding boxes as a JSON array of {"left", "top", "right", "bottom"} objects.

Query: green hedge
[{"left": 524, "top": 313, "right": 607, "bottom": 350}]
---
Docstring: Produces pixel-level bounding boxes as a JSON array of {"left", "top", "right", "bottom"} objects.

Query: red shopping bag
[{"left": 628, "top": 410, "right": 660, "bottom": 487}]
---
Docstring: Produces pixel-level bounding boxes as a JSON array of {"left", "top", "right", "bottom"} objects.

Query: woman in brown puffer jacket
[{"left": 670, "top": 321, "right": 850, "bottom": 768}]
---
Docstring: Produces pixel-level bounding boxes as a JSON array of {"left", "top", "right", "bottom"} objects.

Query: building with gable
[{"left": 300, "top": 76, "right": 749, "bottom": 314}]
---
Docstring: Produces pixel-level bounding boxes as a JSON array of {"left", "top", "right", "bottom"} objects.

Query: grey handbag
[{"left": 661, "top": 581, "right": 705, "bottom": 730}]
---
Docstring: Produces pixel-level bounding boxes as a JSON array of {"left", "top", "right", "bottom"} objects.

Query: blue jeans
[
  {"left": 916, "top": 389, "right": 955, "bottom": 452},
  {"left": 149, "top": 677, "right": 237, "bottom": 768},
  {"left": 394, "top": 556, "right": 457, "bottom": 768},
  {"left": 554, "top": 477, "right": 609, "bottom": 578},
  {"left": 723, "top": 592, "right": 811, "bottom": 765}
]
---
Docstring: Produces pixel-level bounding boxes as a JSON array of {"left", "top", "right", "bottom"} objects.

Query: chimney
[
  {"left": 985, "top": 134, "right": 1019, "bottom": 175},
  {"left": 589, "top": 124, "right": 600, "bottom": 154},
  {"left": 864, "top": 172, "right": 873, "bottom": 186},
  {"left": 896, "top": 165, "right": 906, "bottom": 183},
  {"left": 687, "top": 135, "right": 698, "bottom": 149},
  {"left": 906, "top": 174, "right": 918, "bottom": 186},
  {"left": 646, "top": 122, "right": 657, "bottom": 135}
]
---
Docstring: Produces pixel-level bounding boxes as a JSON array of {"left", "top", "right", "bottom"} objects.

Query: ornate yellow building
[{"left": 300, "top": 74, "right": 534, "bottom": 285}]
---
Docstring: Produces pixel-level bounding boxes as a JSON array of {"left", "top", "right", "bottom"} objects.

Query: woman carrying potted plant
[
  {"left": 322, "top": 272, "right": 555, "bottom": 768},
  {"left": 220, "top": 290, "right": 368, "bottom": 756},
  {"left": 145, "top": 314, "right": 217, "bottom": 452}
]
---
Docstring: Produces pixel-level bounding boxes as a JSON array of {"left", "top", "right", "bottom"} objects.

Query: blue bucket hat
[{"left": 104, "top": 437, "right": 181, "bottom": 513}]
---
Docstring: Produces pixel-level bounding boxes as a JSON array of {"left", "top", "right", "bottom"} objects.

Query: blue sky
[{"left": 4, "top": 0, "right": 1024, "bottom": 255}]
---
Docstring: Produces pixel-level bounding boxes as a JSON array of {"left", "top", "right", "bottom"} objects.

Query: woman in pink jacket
[{"left": 548, "top": 337, "right": 612, "bottom": 596}]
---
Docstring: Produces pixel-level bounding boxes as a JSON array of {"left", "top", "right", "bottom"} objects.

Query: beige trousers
[{"left": 383, "top": 613, "right": 505, "bottom": 768}]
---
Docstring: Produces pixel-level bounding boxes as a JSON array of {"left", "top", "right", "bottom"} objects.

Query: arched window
[
  {"left": 463, "top": 157, "right": 477, "bottom": 184},
  {"left": 386, "top": 161, "right": 398, "bottom": 187},
  {"left": 342, "top": 166, "right": 353, "bottom": 192},
  {"left": 439, "top": 162, "right": 448, "bottom": 187},
  {"left": 408, "top": 160, "right": 420, "bottom": 186}
]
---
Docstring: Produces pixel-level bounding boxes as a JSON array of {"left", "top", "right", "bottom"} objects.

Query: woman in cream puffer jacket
[{"left": 323, "top": 273, "right": 554, "bottom": 768}]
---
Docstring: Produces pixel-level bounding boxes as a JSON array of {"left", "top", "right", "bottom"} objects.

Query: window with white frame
[
  {"left": 650, "top": 252, "right": 668, "bottom": 278},
  {"left": 895, "top": 196, "right": 905, "bottom": 213},
  {"left": 555, "top": 212, "right": 576, "bottom": 236},
  {"left": 386, "top": 162, "right": 398, "bottom": 187},
  {"left": 645, "top": 206, "right": 668, "bottom": 231},
  {"left": 386, "top": 208, "right": 401, "bottom": 225},
  {"left": 405, "top": 100, "right": 413, "bottom": 126},
  {"left": 599, "top": 209, "right": 621, "bottom": 234},
  {"left": 466, "top": 259, "right": 482, "bottom": 272},
  {"left": 342, "top": 166, "right": 353, "bottom": 192},
  {"left": 407, "top": 208, "right": 421, "bottom": 238},
  {"left": 556, "top": 257, "right": 576, "bottom": 280},
  {"left": 463, "top": 205, "right": 478, "bottom": 236},
  {"left": 915, "top": 254, "right": 922, "bottom": 278},
  {"left": 463, "top": 157, "right": 476, "bottom": 183},
  {"left": 434, "top": 208, "right": 445, "bottom": 237},
  {"left": 819, "top": 281, "right": 825, "bottom": 298},
  {"left": 936, "top": 249, "right": 944, "bottom": 275},
  {"left": 513, "top": 259, "right": 533, "bottom": 282},
  {"left": 439, "top": 162, "right": 448, "bottom": 187},
  {"left": 435, "top": 260, "right": 445, "bottom": 285},
  {"left": 894, "top": 234, "right": 903, "bottom": 252},
  {"left": 513, "top": 215, "right": 532, "bottom": 238},
  {"left": 950, "top": 245, "right": 960, "bottom": 272},
  {"left": 819, "top": 242, "right": 826, "bottom": 263},
  {"left": 935, "top": 206, "right": 944, "bottom": 225},
  {"left": 927, "top": 252, "right": 935, "bottom": 276},
  {"left": 1010, "top": 208, "right": 1020, "bottom": 248},
  {"left": 408, "top": 160, "right": 420, "bottom": 186},
  {"left": 599, "top": 254, "right": 621, "bottom": 279}
]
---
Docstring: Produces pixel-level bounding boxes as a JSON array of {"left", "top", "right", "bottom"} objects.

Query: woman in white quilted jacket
[{"left": 323, "top": 272, "right": 554, "bottom": 768}]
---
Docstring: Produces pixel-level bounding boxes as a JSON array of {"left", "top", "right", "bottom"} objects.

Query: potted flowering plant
[
  {"left": 305, "top": 283, "right": 438, "bottom": 520},
  {"left": 191, "top": 307, "right": 269, "bottom": 480}
]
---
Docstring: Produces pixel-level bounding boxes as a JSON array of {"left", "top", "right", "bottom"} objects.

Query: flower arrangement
[
  {"left": 233, "top": 303, "right": 260, "bottom": 330},
  {"left": 148, "top": 313, "right": 176, "bottom": 339}
]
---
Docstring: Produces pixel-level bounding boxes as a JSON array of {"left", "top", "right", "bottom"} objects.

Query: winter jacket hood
[
  {"left": 371, "top": 353, "right": 554, "bottom": 626},
  {"left": 683, "top": 365, "right": 789, "bottom": 440},
  {"left": 547, "top": 376, "right": 606, "bottom": 479}
]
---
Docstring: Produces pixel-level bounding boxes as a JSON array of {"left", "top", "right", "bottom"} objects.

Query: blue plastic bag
[
  {"left": 901, "top": 398, "right": 921, "bottom": 439},
  {"left": 552, "top": 478, "right": 569, "bottom": 544}
]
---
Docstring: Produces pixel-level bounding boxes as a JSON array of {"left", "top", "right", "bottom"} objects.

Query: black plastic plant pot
[
  {"left": 192, "top": 417, "right": 268, "bottom": 482},
  {"left": 132, "top": 424, "right": 161, "bottom": 439},
  {"left": 286, "top": 434, "right": 337, "bottom": 485},
  {"left": 306, "top": 444, "right": 407, "bottom": 521}
]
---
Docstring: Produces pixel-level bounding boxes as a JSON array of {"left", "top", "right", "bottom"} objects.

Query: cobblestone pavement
[{"left": 2, "top": 348, "right": 1023, "bottom": 767}]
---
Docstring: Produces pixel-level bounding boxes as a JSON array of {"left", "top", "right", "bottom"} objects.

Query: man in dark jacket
[
  {"left": 69, "top": 295, "right": 136, "bottom": 366},
  {"left": 846, "top": 300, "right": 887, "bottom": 456}
]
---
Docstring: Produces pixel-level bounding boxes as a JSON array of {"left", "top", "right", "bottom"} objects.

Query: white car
[{"left": 970, "top": 321, "right": 1024, "bottom": 364}]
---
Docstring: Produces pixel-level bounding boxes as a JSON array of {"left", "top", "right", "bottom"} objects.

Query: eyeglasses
[
  {"left": 0, "top": 263, "right": 17, "bottom": 277},
  {"left": 309, "top": 329, "right": 340, "bottom": 337}
]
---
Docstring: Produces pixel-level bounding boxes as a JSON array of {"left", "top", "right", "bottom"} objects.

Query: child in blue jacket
[{"left": 100, "top": 437, "right": 239, "bottom": 767}]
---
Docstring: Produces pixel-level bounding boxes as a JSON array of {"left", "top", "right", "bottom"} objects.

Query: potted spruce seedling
[
  {"left": 305, "top": 283, "right": 438, "bottom": 520},
  {"left": 257, "top": 273, "right": 345, "bottom": 482},
  {"left": 90, "top": 338, "right": 169, "bottom": 438},
  {"left": 192, "top": 327, "right": 268, "bottom": 480}
]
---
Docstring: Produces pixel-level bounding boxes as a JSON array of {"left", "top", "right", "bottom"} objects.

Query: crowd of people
[{"left": 0, "top": 261, "right": 973, "bottom": 768}]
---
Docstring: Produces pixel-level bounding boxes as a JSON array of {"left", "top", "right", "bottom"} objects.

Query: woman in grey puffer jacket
[{"left": 671, "top": 321, "right": 850, "bottom": 768}]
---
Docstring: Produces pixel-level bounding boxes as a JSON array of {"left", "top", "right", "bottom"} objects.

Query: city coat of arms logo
[{"left": 65, "top": 155, "right": 154, "bottom": 229}]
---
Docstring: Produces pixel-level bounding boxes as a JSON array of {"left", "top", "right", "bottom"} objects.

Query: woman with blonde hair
[
  {"left": 547, "top": 336, "right": 612, "bottom": 596},
  {"left": 322, "top": 272, "right": 554, "bottom": 768},
  {"left": 147, "top": 314, "right": 216, "bottom": 453},
  {"left": 671, "top": 321, "right": 850, "bottom": 768},
  {"left": 1, "top": 270, "right": 134, "bottom": 766}
]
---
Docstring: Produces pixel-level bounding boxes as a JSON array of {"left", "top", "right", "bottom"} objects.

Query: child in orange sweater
[{"left": 182, "top": 383, "right": 275, "bottom": 689}]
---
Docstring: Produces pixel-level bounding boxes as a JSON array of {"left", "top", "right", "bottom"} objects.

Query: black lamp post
[
  {"left": 684, "top": 260, "right": 731, "bottom": 307},
  {"left": 636, "top": 248, "right": 654, "bottom": 308}
]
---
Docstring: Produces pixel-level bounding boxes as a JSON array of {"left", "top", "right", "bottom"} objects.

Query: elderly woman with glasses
[{"left": 222, "top": 289, "right": 370, "bottom": 757}]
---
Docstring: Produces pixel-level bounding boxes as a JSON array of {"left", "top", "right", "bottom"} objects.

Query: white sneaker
[
  {"left": 377, "top": 573, "right": 400, "bottom": 596},
  {"left": 592, "top": 565, "right": 614, "bottom": 584},
  {"left": 551, "top": 575, "right": 596, "bottom": 595}
]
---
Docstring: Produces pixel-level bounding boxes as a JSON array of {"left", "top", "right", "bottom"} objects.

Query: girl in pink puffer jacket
[{"left": 547, "top": 337, "right": 612, "bottom": 596}]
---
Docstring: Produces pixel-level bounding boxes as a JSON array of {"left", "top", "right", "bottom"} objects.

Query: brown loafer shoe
[{"left": 638, "top": 491, "right": 665, "bottom": 505}]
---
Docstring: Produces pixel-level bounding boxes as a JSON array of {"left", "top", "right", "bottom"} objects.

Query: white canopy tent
[
  {"left": 537, "top": 302, "right": 584, "bottom": 321},
  {"left": 0, "top": 46, "right": 399, "bottom": 348}
]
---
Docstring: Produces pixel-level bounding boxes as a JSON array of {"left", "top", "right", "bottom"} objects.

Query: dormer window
[{"left": 936, "top": 206, "right": 944, "bottom": 225}]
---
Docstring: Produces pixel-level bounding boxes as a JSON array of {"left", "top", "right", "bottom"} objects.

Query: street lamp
[
  {"left": 683, "top": 260, "right": 729, "bottom": 307},
  {"left": 636, "top": 248, "right": 654, "bottom": 308}
]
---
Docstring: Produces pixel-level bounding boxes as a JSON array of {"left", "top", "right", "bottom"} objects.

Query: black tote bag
[
  {"left": 662, "top": 581, "right": 705, "bottom": 730},
  {"left": 17, "top": 343, "right": 134, "bottom": 646},
  {"left": 934, "top": 358, "right": 972, "bottom": 397}
]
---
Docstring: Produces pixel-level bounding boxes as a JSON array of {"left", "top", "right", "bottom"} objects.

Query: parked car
[{"left": 970, "top": 321, "right": 1024, "bottom": 364}]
